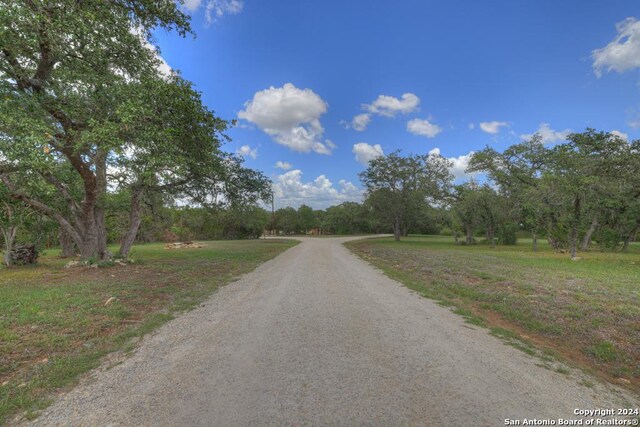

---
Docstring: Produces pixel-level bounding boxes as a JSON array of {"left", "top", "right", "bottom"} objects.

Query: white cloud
[
  {"left": 183, "top": 0, "right": 202, "bottom": 12},
  {"left": 273, "top": 170, "right": 363, "bottom": 209},
  {"left": 237, "top": 144, "right": 257, "bottom": 159},
  {"left": 351, "top": 113, "right": 371, "bottom": 131},
  {"left": 593, "top": 17, "right": 640, "bottom": 77},
  {"left": 364, "top": 93, "right": 420, "bottom": 117},
  {"left": 182, "top": 0, "right": 242, "bottom": 22},
  {"left": 520, "top": 123, "right": 571, "bottom": 144},
  {"left": 428, "top": 148, "right": 476, "bottom": 181},
  {"left": 407, "top": 118, "right": 442, "bottom": 138},
  {"left": 238, "top": 83, "right": 335, "bottom": 155},
  {"left": 352, "top": 142, "right": 384, "bottom": 165},
  {"left": 275, "top": 161, "right": 293, "bottom": 170},
  {"left": 130, "top": 27, "right": 172, "bottom": 78},
  {"left": 479, "top": 121, "right": 508, "bottom": 135},
  {"left": 449, "top": 152, "right": 476, "bottom": 180},
  {"left": 205, "top": 0, "right": 243, "bottom": 23},
  {"left": 611, "top": 130, "right": 629, "bottom": 142}
]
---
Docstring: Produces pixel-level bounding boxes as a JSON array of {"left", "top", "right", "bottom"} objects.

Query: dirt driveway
[{"left": 28, "top": 237, "right": 638, "bottom": 426}]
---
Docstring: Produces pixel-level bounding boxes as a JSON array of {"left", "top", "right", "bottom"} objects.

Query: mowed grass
[
  {"left": 0, "top": 239, "right": 297, "bottom": 424},
  {"left": 346, "top": 235, "right": 640, "bottom": 392}
]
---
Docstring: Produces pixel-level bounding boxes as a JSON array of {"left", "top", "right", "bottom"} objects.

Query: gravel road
[{"left": 27, "top": 237, "right": 638, "bottom": 426}]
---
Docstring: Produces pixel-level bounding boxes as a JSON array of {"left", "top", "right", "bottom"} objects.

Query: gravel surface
[{"left": 25, "top": 237, "right": 638, "bottom": 426}]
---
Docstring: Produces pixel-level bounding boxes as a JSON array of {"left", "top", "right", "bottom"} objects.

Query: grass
[
  {"left": 0, "top": 239, "right": 297, "bottom": 424},
  {"left": 345, "top": 235, "right": 640, "bottom": 393}
]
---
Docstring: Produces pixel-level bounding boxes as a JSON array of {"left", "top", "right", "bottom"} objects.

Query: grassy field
[
  {"left": 0, "top": 239, "right": 297, "bottom": 424},
  {"left": 346, "top": 235, "right": 640, "bottom": 392}
]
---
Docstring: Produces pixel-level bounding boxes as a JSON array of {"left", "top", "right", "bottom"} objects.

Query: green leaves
[
  {"left": 0, "top": 0, "right": 269, "bottom": 258},
  {"left": 359, "top": 151, "right": 454, "bottom": 239},
  {"left": 468, "top": 129, "right": 640, "bottom": 253}
]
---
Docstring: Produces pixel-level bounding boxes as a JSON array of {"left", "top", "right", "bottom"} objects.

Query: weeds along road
[{"left": 28, "top": 237, "right": 638, "bottom": 426}]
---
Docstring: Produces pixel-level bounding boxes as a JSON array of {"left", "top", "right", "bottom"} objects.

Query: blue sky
[{"left": 155, "top": 0, "right": 640, "bottom": 209}]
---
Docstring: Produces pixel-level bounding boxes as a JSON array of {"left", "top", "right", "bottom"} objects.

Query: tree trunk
[
  {"left": 118, "top": 188, "right": 143, "bottom": 258},
  {"left": 1, "top": 226, "right": 17, "bottom": 267},
  {"left": 94, "top": 151, "right": 110, "bottom": 260},
  {"left": 59, "top": 227, "right": 76, "bottom": 258},
  {"left": 1, "top": 148, "right": 110, "bottom": 261},
  {"left": 466, "top": 225, "right": 474, "bottom": 245},
  {"left": 532, "top": 233, "right": 538, "bottom": 252},
  {"left": 487, "top": 227, "right": 495, "bottom": 248},
  {"left": 393, "top": 217, "right": 401, "bottom": 241},
  {"left": 580, "top": 217, "right": 598, "bottom": 251},
  {"left": 569, "top": 195, "right": 581, "bottom": 258}
]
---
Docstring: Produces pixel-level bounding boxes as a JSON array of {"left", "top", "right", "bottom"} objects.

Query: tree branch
[
  {"left": 40, "top": 171, "right": 81, "bottom": 214},
  {"left": 0, "top": 175, "right": 83, "bottom": 244}
]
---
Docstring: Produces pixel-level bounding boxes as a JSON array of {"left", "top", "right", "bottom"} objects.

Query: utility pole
[{"left": 271, "top": 192, "right": 275, "bottom": 236}]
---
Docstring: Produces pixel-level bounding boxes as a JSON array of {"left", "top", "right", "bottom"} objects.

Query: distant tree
[
  {"left": 297, "top": 205, "right": 316, "bottom": 233},
  {"left": 411, "top": 204, "right": 445, "bottom": 235},
  {"left": 275, "top": 207, "right": 298, "bottom": 235},
  {"left": 473, "top": 184, "right": 505, "bottom": 247},
  {"left": 360, "top": 151, "right": 452, "bottom": 241},
  {"left": 322, "top": 202, "right": 370, "bottom": 234},
  {"left": 219, "top": 206, "right": 269, "bottom": 239},
  {"left": 470, "top": 129, "right": 640, "bottom": 256},
  {"left": 451, "top": 182, "right": 481, "bottom": 245}
]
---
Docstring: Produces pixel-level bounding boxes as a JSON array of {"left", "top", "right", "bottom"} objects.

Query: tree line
[{"left": 359, "top": 129, "right": 640, "bottom": 257}]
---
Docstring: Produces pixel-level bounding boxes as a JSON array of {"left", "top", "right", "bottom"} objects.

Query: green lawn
[
  {"left": 0, "top": 239, "right": 297, "bottom": 424},
  {"left": 346, "top": 235, "right": 640, "bottom": 392}
]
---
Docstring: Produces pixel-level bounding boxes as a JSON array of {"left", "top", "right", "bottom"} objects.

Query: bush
[
  {"left": 595, "top": 227, "right": 621, "bottom": 251},
  {"left": 439, "top": 227, "right": 453, "bottom": 236}
]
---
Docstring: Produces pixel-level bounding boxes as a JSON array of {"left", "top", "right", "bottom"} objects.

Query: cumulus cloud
[
  {"left": 351, "top": 113, "right": 372, "bottom": 131},
  {"left": 610, "top": 130, "right": 629, "bottom": 141},
  {"left": 520, "top": 123, "right": 571, "bottom": 144},
  {"left": 449, "top": 152, "right": 476, "bottom": 180},
  {"left": 273, "top": 170, "right": 363, "bottom": 209},
  {"left": 206, "top": 0, "right": 243, "bottom": 23},
  {"left": 352, "top": 142, "right": 384, "bottom": 165},
  {"left": 238, "top": 83, "right": 335, "bottom": 155},
  {"left": 407, "top": 118, "right": 442, "bottom": 138},
  {"left": 275, "top": 161, "right": 293, "bottom": 170},
  {"left": 479, "top": 121, "right": 508, "bottom": 135},
  {"left": 345, "top": 92, "right": 421, "bottom": 131},
  {"left": 428, "top": 148, "right": 476, "bottom": 181},
  {"left": 237, "top": 144, "right": 257, "bottom": 159},
  {"left": 593, "top": 17, "right": 640, "bottom": 77},
  {"left": 364, "top": 93, "right": 420, "bottom": 117}
]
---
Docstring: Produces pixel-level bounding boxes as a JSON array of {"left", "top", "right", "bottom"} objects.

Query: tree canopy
[
  {"left": 359, "top": 151, "right": 452, "bottom": 241},
  {"left": 0, "top": 0, "right": 271, "bottom": 259}
]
